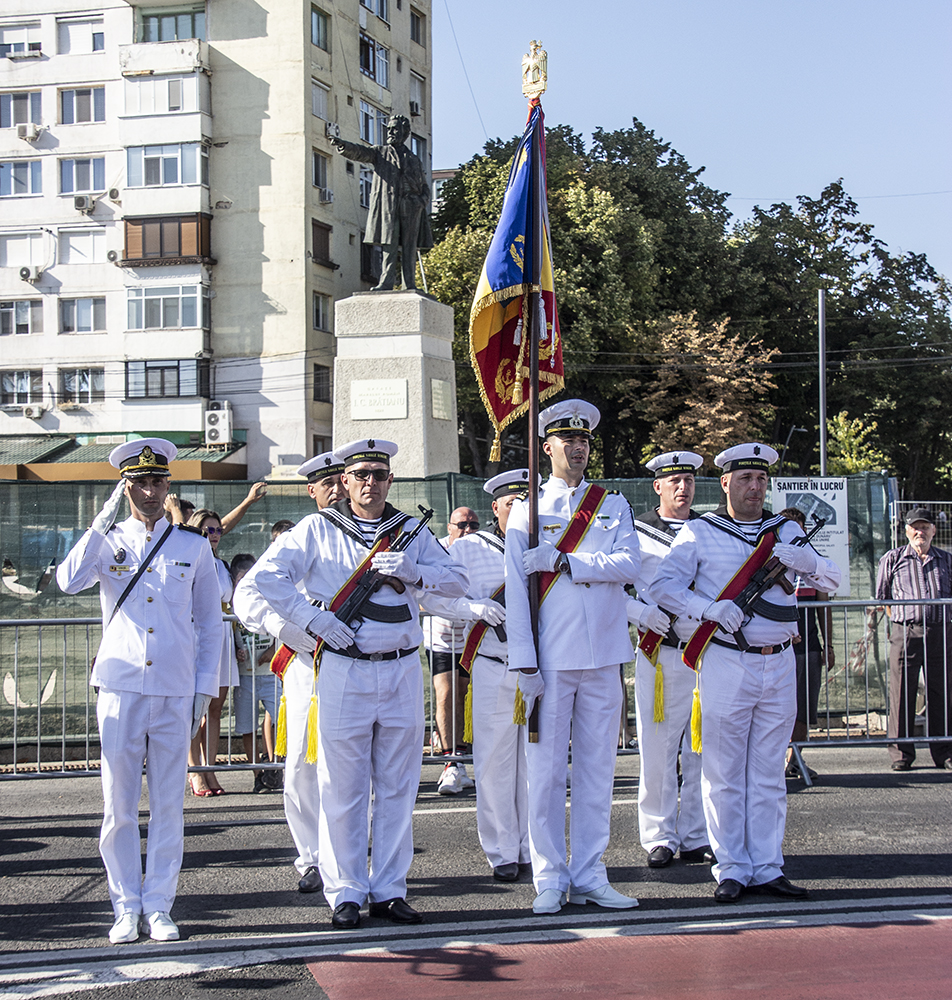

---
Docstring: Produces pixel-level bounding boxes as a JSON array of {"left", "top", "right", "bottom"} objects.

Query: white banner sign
[{"left": 770, "top": 477, "right": 851, "bottom": 596}]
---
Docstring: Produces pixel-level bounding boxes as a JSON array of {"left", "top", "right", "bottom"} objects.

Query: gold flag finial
[{"left": 522, "top": 40, "right": 547, "bottom": 99}]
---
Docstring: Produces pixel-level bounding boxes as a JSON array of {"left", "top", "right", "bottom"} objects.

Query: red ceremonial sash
[
  {"left": 459, "top": 583, "right": 505, "bottom": 671},
  {"left": 681, "top": 531, "right": 776, "bottom": 671},
  {"left": 638, "top": 626, "right": 664, "bottom": 666},
  {"left": 269, "top": 534, "right": 392, "bottom": 680},
  {"left": 537, "top": 484, "right": 608, "bottom": 604}
]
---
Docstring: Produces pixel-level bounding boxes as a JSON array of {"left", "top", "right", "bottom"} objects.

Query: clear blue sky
[{"left": 432, "top": 0, "right": 952, "bottom": 281}]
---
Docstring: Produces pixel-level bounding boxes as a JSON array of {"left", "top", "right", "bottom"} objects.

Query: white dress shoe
[
  {"left": 569, "top": 883, "right": 639, "bottom": 909},
  {"left": 141, "top": 911, "right": 180, "bottom": 941},
  {"left": 108, "top": 912, "right": 141, "bottom": 944},
  {"left": 532, "top": 888, "right": 567, "bottom": 914}
]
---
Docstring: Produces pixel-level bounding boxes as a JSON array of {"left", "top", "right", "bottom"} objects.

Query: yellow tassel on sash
[
  {"left": 513, "top": 685, "right": 527, "bottom": 726},
  {"left": 653, "top": 658, "right": 665, "bottom": 723},
  {"left": 275, "top": 691, "right": 288, "bottom": 757},
  {"left": 463, "top": 680, "right": 474, "bottom": 744},
  {"left": 690, "top": 674, "right": 702, "bottom": 753},
  {"left": 304, "top": 694, "right": 319, "bottom": 764}
]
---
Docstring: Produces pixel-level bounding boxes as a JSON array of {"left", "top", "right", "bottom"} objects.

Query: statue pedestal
[{"left": 333, "top": 291, "right": 459, "bottom": 477}]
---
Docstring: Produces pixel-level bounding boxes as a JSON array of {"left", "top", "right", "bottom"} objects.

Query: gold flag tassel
[
  {"left": 490, "top": 429, "right": 502, "bottom": 463},
  {"left": 653, "top": 657, "right": 665, "bottom": 724},
  {"left": 513, "top": 684, "right": 527, "bottom": 726},
  {"left": 463, "top": 678, "right": 474, "bottom": 744},
  {"left": 690, "top": 670, "right": 702, "bottom": 753}
]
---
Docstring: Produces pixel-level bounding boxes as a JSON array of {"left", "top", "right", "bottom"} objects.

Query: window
[
  {"left": 359, "top": 165, "right": 373, "bottom": 208},
  {"left": 410, "top": 7, "right": 425, "bottom": 45},
  {"left": 128, "top": 285, "right": 209, "bottom": 330},
  {"left": 311, "top": 80, "right": 329, "bottom": 120},
  {"left": 127, "top": 144, "right": 208, "bottom": 187},
  {"left": 61, "top": 87, "right": 106, "bottom": 124},
  {"left": 313, "top": 363, "right": 332, "bottom": 403},
  {"left": 313, "top": 292, "right": 331, "bottom": 331},
  {"left": 57, "top": 19, "right": 104, "bottom": 54},
  {"left": 311, "top": 7, "right": 329, "bottom": 50},
  {"left": 125, "top": 358, "right": 209, "bottom": 399},
  {"left": 312, "top": 150, "right": 328, "bottom": 188},
  {"left": 60, "top": 158, "right": 106, "bottom": 194},
  {"left": 313, "top": 434, "right": 331, "bottom": 456},
  {"left": 0, "top": 161, "right": 42, "bottom": 196},
  {"left": 124, "top": 74, "right": 208, "bottom": 116},
  {"left": 359, "top": 34, "right": 389, "bottom": 88},
  {"left": 1, "top": 370, "right": 41, "bottom": 405},
  {"left": 1, "top": 92, "right": 42, "bottom": 128},
  {"left": 60, "top": 367, "right": 104, "bottom": 403},
  {"left": 360, "top": 0, "right": 389, "bottom": 21},
  {"left": 410, "top": 134, "right": 426, "bottom": 163},
  {"left": 60, "top": 297, "right": 106, "bottom": 334},
  {"left": 361, "top": 237, "right": 382, "bottom": 284},
  {"left": 59, "top": 228, "right": 106, "bottom": 264},
  {"left": 0, "top": 232, "right": 43, "bottom": 267},
  {"left": 312, "top": 221, "right": 333, "bottom": 267},
  {"left": 359, "top": 100, "right": 387, "bottom": 144},
  {"left": 1, "top": 300, "right": 43, "bottom": 336},
  {"left": 140, "top": 8, "right": 206, "bottom": 43},
  {"left": 123, "top": 214, "right": 213, "bottom": 263},
  {"left": 0, "top": 24, "right": 42, "bottom": 58},
  {"left": 410, "top": 73, "right": 425, "bottom": 117}
]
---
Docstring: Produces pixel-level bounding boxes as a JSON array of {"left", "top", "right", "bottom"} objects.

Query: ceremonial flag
[{"left": 469, "top": 98, "right": 563, "bottom": 462}]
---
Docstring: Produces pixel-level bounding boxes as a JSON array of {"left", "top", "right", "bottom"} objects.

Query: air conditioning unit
[
  {"left": 74, "top": 194, "right": 95, "bottom": 213},
  {"left": 318, "top": 187, "right": 334, "bottom": 204},
  {"left": 23, "top": 405, "right": 46, "bottom": 420},
  {"left": 409, "top": 101, "right": 421, "bottom": 117},
  {"left": 108, "top": 188, "right": 121, "bottom": 202},
  {"left": 106, "top": 249, "right": 119, "bottom": 263},
  {"left": 204, "top": 407, "right": 233, "bottom": 445},
  {"left": 17, "top": 122, "right": 41, "bottom": 142},
  {"left": 19, "top": 265, "right": 42, "bottom": 283},
  {"left": 207, "top": 399, "right": 231, "bottom": 412}
]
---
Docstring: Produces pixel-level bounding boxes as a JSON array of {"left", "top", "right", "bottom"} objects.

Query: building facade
[{"left": 0, "top": 0, "right": 432, "bottom": 479}]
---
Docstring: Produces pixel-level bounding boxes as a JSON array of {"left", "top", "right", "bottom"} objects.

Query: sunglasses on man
[
  {"left": 451, "top": 520, "right": 480, "bottom": 530},
  {"left": 348, "top": 469, "right": 391, "bottom": 482}
]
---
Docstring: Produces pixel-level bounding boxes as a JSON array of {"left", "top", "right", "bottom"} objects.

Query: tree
[{"left": 822, "top": 412, "right": 889, "bottom": 475}]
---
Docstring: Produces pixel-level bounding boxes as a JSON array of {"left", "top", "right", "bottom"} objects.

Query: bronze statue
[{"left": 329, "top": 114, "right": 433, "bottom": 291}]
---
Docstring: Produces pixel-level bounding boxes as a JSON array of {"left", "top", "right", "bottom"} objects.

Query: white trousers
[
  {"left": 282, "top": 655, "right": 320, "bottom": 874},
  {"left": 526, "top": 664, "right": 622, "bottom": 894},
  {"left": 96, "top": 687, "right": 192, "bottom": 918},
  {"left": 471, "top": 654, "right": 529, "bottom": 869},
  {"left": 698, "top": 644, "right": 796, "bottom": 886},
  {"left": 316, "top": 650, "right": 423, "bottom": 908},
  {"left": 634, "top": 646, "right": 706, "bottom": 853}
]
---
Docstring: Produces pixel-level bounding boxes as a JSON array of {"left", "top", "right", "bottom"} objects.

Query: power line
[{"left": 441, "top": 0, "right": 489, "bottom": 144}]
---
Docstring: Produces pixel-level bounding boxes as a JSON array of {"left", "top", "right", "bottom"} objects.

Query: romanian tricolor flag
[{"left": 469, "top": 98, "right": 563, "bottom": 461}]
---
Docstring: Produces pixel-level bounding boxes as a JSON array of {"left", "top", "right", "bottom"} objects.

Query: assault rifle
[
  {"left": 335, "top": 505, "right": 434, "bottom": 657},
  {"left": 731, "top": 517, "right": 826, "bottom": 652}
]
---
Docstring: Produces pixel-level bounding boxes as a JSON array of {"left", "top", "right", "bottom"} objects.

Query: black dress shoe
[
  {"left": 679, "top": 845, "right": 715, "bottom": 865},
  {"left": 939, "top": 759, "right": 952, "bottom": 770},
  {"left": 714, "top": 878, "right": 745, "bottom": 903},
  {"left": 331, "top": 902, "right": 361, "bottom": 929},
  {"left": 368, "top": 897, "right": 423, "bottom": 924},
  {"left": 493, "top": 863, "right": 520, "bottom": 882},
  {"left": 298, "top": 866, "right": 322, "bottom": 893},
  {"left": 891, "top": 760, "right": 912, "bottom": 771},
  {"left": 647, "top": 846, "right": 674, "bottom": 868},
  {"left": 751, "top": 876, "right": 809, "bottom": 899}
]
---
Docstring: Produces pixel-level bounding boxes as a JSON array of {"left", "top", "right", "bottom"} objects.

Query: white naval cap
[
  {"left": 333, "top": 437, "right": 399, "bottom": 468},
  {"left": 714, "top": 442, "right": 779, "bottom": 472},
  {"left": 483, "top": 468, "right": 540, "bottom": 499},
  {"left": 297, "top": 450, "right": 344, "bottom": 483},
  {"left": 645, "top": 451, "right": 704, "bottom": 478},
  {"left": 538, "top": 399, "right": 600, "bottom": 439},
  {"left": 108, "top": 437, "right": 177, "bottom": 477}
]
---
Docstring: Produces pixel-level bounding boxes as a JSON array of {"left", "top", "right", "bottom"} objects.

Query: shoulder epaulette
[{"left": 177, "top": 524, "right": 205, "bottom": 535}]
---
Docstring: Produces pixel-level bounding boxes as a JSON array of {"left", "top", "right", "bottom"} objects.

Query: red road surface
[{"left": 308, "top": 919, "right": 952, "bottom": 999}]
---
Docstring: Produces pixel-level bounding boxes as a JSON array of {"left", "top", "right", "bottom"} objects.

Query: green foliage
[{"left": 822, "top": 412, "right": 890, "bottom": 475}]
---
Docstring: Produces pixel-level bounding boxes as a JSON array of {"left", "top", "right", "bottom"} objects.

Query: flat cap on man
[
  {"left": 298, "top": 451, "right": 345, "bottom": 483},
  {"left": 714, "top": 442, "right": 779, "bottom": 472},
  {"left": 645, "top": 451, "right": 704, "bottom": 478},
  {"left": 333, "top": 438, "right": 399, "bottom": 468},
  {"left": 108, "top": 438, "right": 177, "bottom": 478},
  {"left": 483, "top": 468, "right": 540, "bottom": 499},
  {"left": 538, "top": 399, "right": 600, "bottom": 439}
]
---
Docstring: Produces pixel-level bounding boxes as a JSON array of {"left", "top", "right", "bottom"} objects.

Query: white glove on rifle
[
  {"left": 191, "top": 693, "right": 212, "bottom": 739},
  {"left": 307, "top": 609, "right": 356, "bottom": 649},
  {"left": 278, "top": 621, "right": 318, "bottom": 656},
  {"left": 773, "top": 542, "right": 819, "bottom": 576},
  {"left": 371, "top": 550, "right": 421, "bottom": 584},
  {"left": 627, "top": 599, "right": 671, "bottom": 635},
  {"left": 523, "top": 541, "right": 560, "bottom": 575},
  {"left": 92, "top": 481, "right": 127, "bottom": 537},
  {"left": 514, "top": 668, "right": 544, "bottom": 719},
  {"left": 468, "top": 599, "right": 505, "bottom": 626},
  {"left": 703, "top": 600, "right": 744, "bottom": 633}
]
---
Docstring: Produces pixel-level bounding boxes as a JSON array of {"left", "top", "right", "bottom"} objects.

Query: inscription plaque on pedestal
[{"left": 350, "top": 379, "right": 409, "bottom": 420}]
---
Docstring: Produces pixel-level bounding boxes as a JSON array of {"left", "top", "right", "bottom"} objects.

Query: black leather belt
[
  {"left": 710, "top": 637, "right": 793, "bottom": 656},
  {"left": 661, "top": 634, "right": 686, "bottom": 650},
  {"left": 328, "top": 646, "right": 419, "bottom": 662}
]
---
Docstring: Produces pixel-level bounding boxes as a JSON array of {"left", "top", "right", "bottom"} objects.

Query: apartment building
[{"left": 0, "top": 0, "right": 432, "bottom": 479}]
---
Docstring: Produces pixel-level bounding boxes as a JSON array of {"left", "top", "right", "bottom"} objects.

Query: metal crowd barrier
[{"left": 3, "top": 600, "right": 951, "bottom": 781}]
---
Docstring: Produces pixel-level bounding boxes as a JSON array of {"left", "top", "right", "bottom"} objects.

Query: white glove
[
  {"left": 371, "top": 550, "right": 421, "bottom": 584},
  {"left": 468, "top": 599, "right": 505, "bottom": 626},
  {"left": 515, "top": 668, "right": 544, "bottom": 719},
  {"left": 703, "top": 600, "right": 744, "bottom": 633},
  {"left": 627, "top": 600, "right": 671, "bottom": 634},
  {"left": 773, "top": 542, "right": 819, "bottom": 576},
  {"left": 307, "top": 609, "right": 356, "bottom": 649},
  {"left": 523, "top": 541, "right": 560, "bottom": 575},
  {"left": 191, "top": 693, "right": 212, "bottom": 739},
  {"left": 278, "top": 621, "right": 318, "bottom": 656},
  {"left": 92, "top": 481, "right": 127, "bottom": 536}
]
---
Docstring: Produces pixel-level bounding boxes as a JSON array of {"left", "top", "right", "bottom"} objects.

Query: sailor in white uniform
[
  {"left": 628, "top": 451, "right": 712, "bottom": 870},
  {"left": 56, "top": 439, "right": 222, "bottom": 944},
  {"left": 505, "top": 400, "right": 641, "bottom": 915},
  {"left": 648, "top": 443, "right": 840, "bottom": 903}
]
